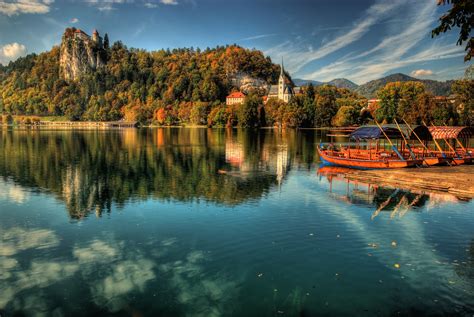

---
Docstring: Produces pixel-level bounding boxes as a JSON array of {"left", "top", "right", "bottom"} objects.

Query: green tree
[
  {"left": 207, "top": 105, "right": 228, "bottom": 127},
  {"left": 237, "top": 94, "right": 261, "bottom": 127},
  {"left": 190, "top": 101, "right": 209, "bottom": 125},
  {"left": 432, "top": 0, "right": 473, "bottom": 62},
  {"left": 452, "top": 77, "right": 474, "bottom": 125},
  {"left": 376, "top": 81, "right": 425, "bottom": 123}
]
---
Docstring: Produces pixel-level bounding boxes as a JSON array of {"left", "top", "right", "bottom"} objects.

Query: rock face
[
  {"left": 229, "top": 72, "right": 269, "bottom": 94},
  {"left": 59, "top": 28, "right": 106, "bottom": 81}
]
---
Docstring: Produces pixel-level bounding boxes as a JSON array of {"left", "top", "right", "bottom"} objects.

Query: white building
[{"left": 267, "top": 59, "right": 301, "bottom": 103}]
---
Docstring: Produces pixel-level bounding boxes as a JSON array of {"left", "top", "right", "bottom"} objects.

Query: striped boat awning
[{"left": 428, "top": 126, "right": 474, "bottom": 140}]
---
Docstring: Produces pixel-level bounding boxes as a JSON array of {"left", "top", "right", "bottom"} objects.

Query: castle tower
[
  {"left": 92, "top": 29, "right": 99, "bottom": 42},
  {"left": 92, "top": 29, "right": 103, "bottom": 48}
]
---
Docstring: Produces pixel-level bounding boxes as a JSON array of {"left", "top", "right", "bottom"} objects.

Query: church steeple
[
  {"left": 278, "top": 57, "right": 286, "bottom": 100},
  {"left": 280, "top": 57, "right": 285, "bottom": 78}
]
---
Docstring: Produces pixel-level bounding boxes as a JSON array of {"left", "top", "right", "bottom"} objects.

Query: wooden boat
[{"left": 317, "top": 146, "right": 423, "bottom": 169}]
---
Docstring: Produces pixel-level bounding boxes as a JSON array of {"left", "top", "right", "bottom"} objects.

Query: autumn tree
[{"left": 237, "top": 93, "right": 262, "bottom": 128}]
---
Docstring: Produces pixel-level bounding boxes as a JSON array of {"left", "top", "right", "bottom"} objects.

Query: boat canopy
[
  {"left": 428, "top": 126, "right": 474, "bottom": 140},
  {"left": 350, "top": 126, "right": 403, "bottom": 140},
  {"left": 350, "top": 124, "right": 432, "bottom": 141}
]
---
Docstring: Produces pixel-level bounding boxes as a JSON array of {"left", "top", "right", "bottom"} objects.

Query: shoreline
[{"left": 0, "top": 121, "right": 338, "bottom": 130}]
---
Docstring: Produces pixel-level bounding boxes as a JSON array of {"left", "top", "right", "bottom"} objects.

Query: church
[{"left": 267, "top": 59, "right": 302, "bottom": 103}]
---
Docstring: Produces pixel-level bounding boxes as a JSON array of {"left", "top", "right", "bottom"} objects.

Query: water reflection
[
  {"left": 0, "top": 129, "right": 473, "bottom": 316},
  {"left": 316, "top": 165, "right": 470, "bottom": 219},
  {"left": 0, "top": 128, "right": 317, "bottom": 219},
  {"left": 0, "top": 224, "right": 240, "bottom": 316}
]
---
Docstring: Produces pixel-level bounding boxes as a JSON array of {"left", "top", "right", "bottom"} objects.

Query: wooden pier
[{"left": 343, "top": 165, "right": 474, "bottom": 198}]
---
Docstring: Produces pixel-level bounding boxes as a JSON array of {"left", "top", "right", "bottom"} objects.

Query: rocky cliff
[
  {"left": 59, "top": 28, "right": 106, "bottom": 81},
  {"left": 229, "top": 72, "right": 269, "bottom": 94}
]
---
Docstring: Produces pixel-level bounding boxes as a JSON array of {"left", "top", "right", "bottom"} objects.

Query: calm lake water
[{"left": 0, "top": 128, "right": 473, "bottom": 317}]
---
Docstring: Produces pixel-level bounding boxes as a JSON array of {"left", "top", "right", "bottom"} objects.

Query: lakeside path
[{"left": 344, "top": 165, "right": 474, "bottom": 199}]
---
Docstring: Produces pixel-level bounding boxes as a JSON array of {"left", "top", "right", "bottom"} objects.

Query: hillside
[
  {"left": 0, "top": 28, "right": 280, "bottom": 121},
  {"left": 327, "top": 78, "right": 359, "bottom": 90},
  {"left": 355, "top": 73, "right": 453, "bottom": 98},
  {"left": 294, "top": 77, "right": 358, "bottom": 90},
  {"left": 293, "top": 78, "right": 322, "bottom": 86}
]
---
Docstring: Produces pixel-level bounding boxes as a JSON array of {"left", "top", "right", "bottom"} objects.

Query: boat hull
[
  {"left": 318, "top": 148, "right": 422, "bottom": 169},
  {"left": 423, "top": 157, "right": 448, "bottom": 166}
]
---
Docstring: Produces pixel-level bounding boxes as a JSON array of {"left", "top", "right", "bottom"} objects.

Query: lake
[{"left": 0, "top": 128, "right": 473, "bottom": 317}]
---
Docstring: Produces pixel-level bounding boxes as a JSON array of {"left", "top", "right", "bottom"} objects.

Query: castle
[
  {"left": 267, "top": 59, "right": 301, "bottom": 103},
  {"left": 74, "top": 29, "right": 103, "bottom": 48},
  {"left": 60, "top": 28, "right": 106, "bottom": 81}
]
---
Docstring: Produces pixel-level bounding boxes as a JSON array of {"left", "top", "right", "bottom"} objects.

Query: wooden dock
[{"left": 343, "top": 165, "right": 474, "bottom": 198}]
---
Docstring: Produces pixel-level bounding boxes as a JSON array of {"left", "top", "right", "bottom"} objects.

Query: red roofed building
[{"left": 226, "top": 91, "right": 246, "bottom": 105}]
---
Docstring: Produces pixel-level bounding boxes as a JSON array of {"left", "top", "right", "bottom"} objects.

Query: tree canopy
[{"left": 432, "top": 0, "right": 474, "bottom": 62}]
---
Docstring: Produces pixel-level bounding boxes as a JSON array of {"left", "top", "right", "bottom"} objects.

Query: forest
[{"left": 0, "top": 37, "right": 472, "bottom": 127}]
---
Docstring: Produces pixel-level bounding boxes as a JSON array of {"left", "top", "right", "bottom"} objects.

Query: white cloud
[
  {"left": 70, "top": 17, "right": 79, "bottom": 23},
  {"left": 0, "top": 227, "right": 59, "bottom": 256},
  {"left": 238, "top": 33, "right": 278, "bottom": 42},
  {"left": 0, "top": 42, "right": 27, "bottom": 65},
  {"left": 91, "top": 259, "right": 156, "bottom": 312},
  {"left": 299, "top": 1, "right": 464, "bottom": 84},
  {"left": 160, "top": 0, "right": 177, "bottom": 5},
  {"left": 85, "top": 0, "right": 126, "bottom": 11},
  {"left": 0, "top": 180, "right": 30, "bottom": 203},
  {"left": 265, "top": 0, "right": 407, "bottom": 74},
  {"left": 411, "top": 69, "right": 434, "bottom": 77},
  {"left": 73, "top": 240, "right": 119, "bottom": 263},
  {"left": 144, "top": 2, "right": 157, "bottom": 8},
  {"left": 0, "top": 0, "right": 53, "bottom": 16}
]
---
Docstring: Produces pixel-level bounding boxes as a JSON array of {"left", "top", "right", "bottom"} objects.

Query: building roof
[{"left": 227, "top": 92, "right": 246, "bottom": 99}]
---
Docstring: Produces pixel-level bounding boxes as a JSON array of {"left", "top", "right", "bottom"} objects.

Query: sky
[{"left": 0, "top": 0, "right": 471, "bottom": 84}]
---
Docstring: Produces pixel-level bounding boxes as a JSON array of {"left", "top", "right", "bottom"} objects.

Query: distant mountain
[
  {"left": 355, "top": 73, "right": 454, "bottom": 98},
  {"left": 293, "top": 78, "right": 323, "bottom": 86},
  {"left": 327, "top": 78, "right": 358, "bottom": 90},
  {"left": 293, "top": 77, "right": 358, "bottom": 90}
]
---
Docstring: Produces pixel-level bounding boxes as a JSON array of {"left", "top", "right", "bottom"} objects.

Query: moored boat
[
  {"left": 317, "top": 145, "right": 423, "bottom": 169},
  {"left": 428, "top": 126, "right": 474, "bottom": 166}
]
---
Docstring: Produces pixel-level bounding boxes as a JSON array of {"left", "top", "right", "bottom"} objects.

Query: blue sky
[{"left": 0, "top": 0, "right": 471, "bottom": 84}]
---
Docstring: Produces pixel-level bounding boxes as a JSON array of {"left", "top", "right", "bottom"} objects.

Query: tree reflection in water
[{"left": 0, "top": 128, "right": 318, "bottom": 219}]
